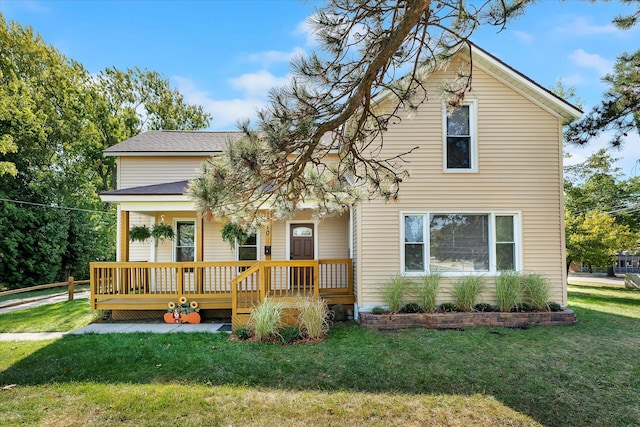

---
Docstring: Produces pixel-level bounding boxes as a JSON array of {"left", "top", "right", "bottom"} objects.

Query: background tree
[
  {"left": 565, "top": 149, "right": 640, "bottom": 233},
  {"left": 82, "top": 67, "right": 211, "bottom": 192},
  {"left": 564, "top": 149, "right": 640, "bottom": 275},
  {"left": 190, "top": 0, "right": 531, "bottom": 227},
  {"left": 565, "top": 3, "right": 640, "bottom": 154},
  {"left": 0, "top": 16, "right": 210, "bottom": 288},
  {"left": 0, "top": 17, "right": 94, "bottom": 287},
  {"left": 565, "top": 210, "right": 637, "bottom": 273}
]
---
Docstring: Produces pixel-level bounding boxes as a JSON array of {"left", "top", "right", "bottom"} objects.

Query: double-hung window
[
  {"left": 402, "top": 212, "right": 518, "bottom": 274},
  {"left": 444, "top": 101, "right": 477, "bottom": 171},
  {"left": 237, "top": 233, "right": 258, "bottom": 261},
  {"left": 236, "top": 232, "right": 259, "bottom": 273},
  {"left": 495, "top": 215, "right": 516, "bottom": 270},
  {"left": 404, "top": 215, "right": 426, "bottom": 272}
]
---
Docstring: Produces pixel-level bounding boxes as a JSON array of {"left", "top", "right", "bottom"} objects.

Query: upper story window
[{"left": 444, "top": 101, "right": 477, "bottom": 172}]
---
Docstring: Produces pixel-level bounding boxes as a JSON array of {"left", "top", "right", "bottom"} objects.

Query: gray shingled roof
[
  {"left": 101, "top": 180, "right": 189, "bottom": 196},
  {"left": 104, "top": 130, "right": 243, "bottom": 155}
]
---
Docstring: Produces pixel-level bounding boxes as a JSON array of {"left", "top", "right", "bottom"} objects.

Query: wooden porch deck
[{"left": 90, "top": 259, "right": 354, "bottom": 327}]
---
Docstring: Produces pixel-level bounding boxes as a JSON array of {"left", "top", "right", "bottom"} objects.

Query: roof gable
[{"left": 458, "top": 43, "right": 582, "bottom": 120}]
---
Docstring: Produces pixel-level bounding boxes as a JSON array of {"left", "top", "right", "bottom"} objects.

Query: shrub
[
  {"left": 278, "top": 326, "right": 301, "bottom": 344},
  {"left": 547, "top": 301, "right": 562, "bottom": 312},
  {"left": 382, "top": 275, "right": 411, "bottom": 312},
  {"left": 415, "top": 271, "right": 441, "bottom": 312},
  {"left": 297, "top": 296, "right": 331, "bottom": 339},
  {"left": 452, "top": 275, "right": 486, "bottom": 312},
  {"left": 496, "top": 270, "right": 522, "bottom": 312},
  {"left": 371, "top": 306, "right": 385, "bottom": 315},
  {"left": 474, "top": 302, "right": 493, "bottom": 312},
  {"left": 440, "top": 302, "right": 458, "bottom": 312},
  {"left": 402, "top": 302, "right": 422, "bottom": 313},
  {"left": 522, "top": 273, "right": 551, "bottom": 310},
  {"left": 513, "top": 302, "right": 533, "bottom": 312},
  {"left": 249, "top": 297, "right": 283, "bottom": 341},
  {"left": 233, "top": 326, "right": 251, "bottom": 340}
]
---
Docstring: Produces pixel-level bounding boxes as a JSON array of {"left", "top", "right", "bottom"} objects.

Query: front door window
[{"left": 175, "top": 221, "right": 195, "bottom": 262}]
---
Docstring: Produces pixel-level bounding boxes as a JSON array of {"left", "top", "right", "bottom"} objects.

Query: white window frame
[
  {"left": 235, "top": 231, "right": 260, "bottom": 261},
  {"left": 400, "top": 211, "right": 521, "bottom": 277},
  {"left": 173, "top": 219, "right": 196, "bottom": 263},
  {"left": 442, "top": 99, "right": 478, "bottom": 173}
]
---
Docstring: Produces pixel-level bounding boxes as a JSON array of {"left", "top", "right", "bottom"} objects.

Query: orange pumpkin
[
  {"left": 180, "top": 313, "right": 188, "bottom": 323},
  {"left": 187, "top": 312, "right": 201, "bottom": 324},
  {"left": 163, "top": 312, "right": 174, "bottom": 323}
]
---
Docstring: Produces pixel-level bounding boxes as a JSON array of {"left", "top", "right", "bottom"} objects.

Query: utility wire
[{"left": 0, "top": 197, "right": 114, "bottom": 215}]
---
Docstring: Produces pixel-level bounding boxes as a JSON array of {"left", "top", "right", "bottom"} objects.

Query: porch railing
[{"left": 90, "top": 259, "right": 353, "bottom": 314}]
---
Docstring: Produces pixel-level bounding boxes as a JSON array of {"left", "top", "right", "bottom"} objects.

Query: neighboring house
[{"left": 91, "top": 44, "right": 581, "bottom": 326}]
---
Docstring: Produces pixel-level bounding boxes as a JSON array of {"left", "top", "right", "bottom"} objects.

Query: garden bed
[{"left": 359, "top": 309, "right": 577, "bottom": 330}]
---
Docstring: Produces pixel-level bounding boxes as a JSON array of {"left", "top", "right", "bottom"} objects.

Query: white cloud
[
  {"left": 565, "top": 132, "right": 640, "bottom": 178},
  {"left": 204, "top": 98, "right": 267, "bottom": 130},
  {"left": 244, "top": 47, "right": 306, "bottom": 67},
  {"left": 294, "top": 15, "right": 319, "bottom": 46},
  {"left": 229, "top": 70, "right": 292, "bottom": 98},
  {"left": 557, "top": 17, "right": 618, "bottom": 36},
  {"left": 568, "top": 49, "right": 614, "bottom": 76},
  {"left": 173, "top": 74, "right": 293, "bottom": 130},
  {"left": 560, "top": 73, "right": 586, "bottom": 87},
  {"left": 512, "top": 30, "right": 533, "bottom": 43}
]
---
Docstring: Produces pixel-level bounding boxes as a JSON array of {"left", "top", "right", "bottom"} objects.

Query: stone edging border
[{"left": 358, "top": 309, "right": 577, "bottom": 330}]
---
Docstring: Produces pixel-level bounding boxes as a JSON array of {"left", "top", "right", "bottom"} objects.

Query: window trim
[
  {"left": 173, "top": 219, "right": 196, "bottom": 263},
  {"left": 442, "top": 99, "right": 478, "bottom": 173},
  {"left": 235, "top": 231, "right": 260, "bottom": 261},
  {"left": 400, "top": 211, "right": 521, "bottom": 276}
]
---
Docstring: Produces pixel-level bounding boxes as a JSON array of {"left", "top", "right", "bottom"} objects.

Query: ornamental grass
[
  {"left": 496, "top": 270, "right": 522, "bottom": 312},
  {"left": 415, "top": 271, "right": 441, "bottom": 312},
  {"left": 522, "top": 273, "right": 551, "bottom": 310},
  {"left": 452, "top": 275, "right": 486, "bottom": 312},
  {"left": 383, "top": 275, "right": 411, "bottom": 312},
  {"left": 297, "top": 296, "right": 330, "bottom": 339},
  {"left": 248, "top": 297, "right": 283, "bottom": 341}
]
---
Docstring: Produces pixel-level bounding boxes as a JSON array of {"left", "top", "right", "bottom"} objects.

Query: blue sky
[{"left": 1, "top": 0, "right": 638, "bottom": 177}]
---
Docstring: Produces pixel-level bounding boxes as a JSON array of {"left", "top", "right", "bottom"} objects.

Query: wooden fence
[{"left": 0, "top": 277, "right": 90, "bottom": 303}]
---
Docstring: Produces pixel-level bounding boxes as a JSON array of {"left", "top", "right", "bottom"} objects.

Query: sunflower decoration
[{"left": 164, "top": 298, "right": 200, "bottom": 323}]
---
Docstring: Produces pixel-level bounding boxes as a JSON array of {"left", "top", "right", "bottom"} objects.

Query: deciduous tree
[
  {"left": 0, "top": 16, "right": 210, "bottom": 288},
  {"left": 565, "top": 210, "right": 637, "bottom": 273}
]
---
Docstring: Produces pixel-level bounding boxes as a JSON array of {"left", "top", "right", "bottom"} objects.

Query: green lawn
[
  {"left": 0, "top": 299, "right": 101, "bottom": 332},
  {"left": 0, "top": 286, "right": 638, "bottom": 426}
]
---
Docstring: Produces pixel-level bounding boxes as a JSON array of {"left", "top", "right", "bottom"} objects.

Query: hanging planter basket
[
  {"left": 129, "top": 225, "right": 152, "bottom": 243},
  {"left": 151, "top": 222, "right": 175, "bottom": 245},
  {"left": 221, "top": 222, "right": 249, "bottom": 249}
]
